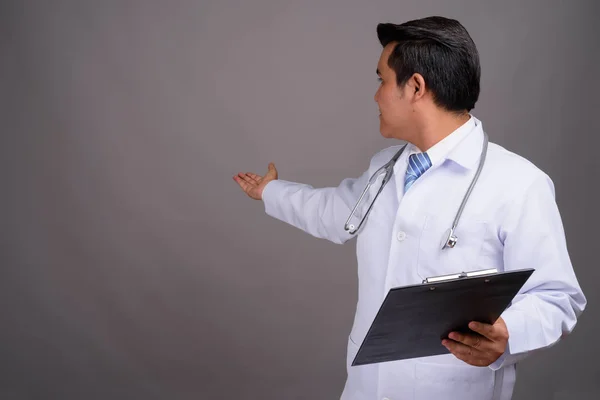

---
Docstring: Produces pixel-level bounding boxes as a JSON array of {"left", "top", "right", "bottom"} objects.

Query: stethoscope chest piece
[{"left": 441, "top": 228, "right": 458, "bottom": 250}]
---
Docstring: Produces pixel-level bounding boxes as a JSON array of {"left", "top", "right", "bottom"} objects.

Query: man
[{"left": 233, "top": 16, "right": 586, "bottom": 400}]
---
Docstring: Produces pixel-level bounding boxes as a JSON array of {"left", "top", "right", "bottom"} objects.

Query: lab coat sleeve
[
  {"left": 260, "top": 167, "right": 372, "bottom": 245},
  {"left": 489, "top": 172, "right": 587, "bottom": 370}
]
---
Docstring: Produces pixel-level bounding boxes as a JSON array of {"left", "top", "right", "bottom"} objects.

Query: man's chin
[
  {"left": 379, "top": 127, "right": 391, "bottom": 138},
  {"left": 380, "top": 126, "right": 404, "bottom": 141}
]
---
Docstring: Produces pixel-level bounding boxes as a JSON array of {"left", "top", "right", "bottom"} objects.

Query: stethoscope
[{"left": 344, "top": 130, "right": 488, "bottom": 250}]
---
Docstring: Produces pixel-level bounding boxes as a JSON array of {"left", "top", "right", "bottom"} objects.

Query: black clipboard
[{"left": 351, "top": 268, "right": 535, "bottom": 366}]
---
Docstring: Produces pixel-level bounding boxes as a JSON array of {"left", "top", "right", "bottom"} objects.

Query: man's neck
[{"left": 412, "top": 112, "right": 471, "bottom": 152}]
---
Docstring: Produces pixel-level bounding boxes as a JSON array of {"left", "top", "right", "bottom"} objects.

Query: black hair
[{"left": 377, "top": 16, "right": 480, "bottom": 112}]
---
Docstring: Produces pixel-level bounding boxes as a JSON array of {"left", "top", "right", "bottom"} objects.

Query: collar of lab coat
[
  {"left": 406, "top": 115, "right": 477, "bottom": 169},
  {"left": 392, "top": 115, "right": 486, "bottom": 201},
  {"left": 443, "top": 115, "right": 486, "bottom": 170}
]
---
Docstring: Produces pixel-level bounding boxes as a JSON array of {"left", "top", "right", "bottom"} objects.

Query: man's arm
[
  {"left": 261, "top": 168, "right": 372, "bottom": 245},
  {"left": 488, "top": 172, "right": 587, "bottom": 370}
]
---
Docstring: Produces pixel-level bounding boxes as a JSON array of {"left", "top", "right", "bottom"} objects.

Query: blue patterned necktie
[{"left": 404, "top": 152, "right": 432, "bottom": 192}]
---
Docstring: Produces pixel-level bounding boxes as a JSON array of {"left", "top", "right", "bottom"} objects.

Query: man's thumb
[{"left": 267, "top": 162, "right": 278, "bottom": 178}]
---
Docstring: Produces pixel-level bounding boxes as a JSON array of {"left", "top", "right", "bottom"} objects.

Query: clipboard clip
[{"left": 422, "top": 268, "right": 498, "bottom": 284}]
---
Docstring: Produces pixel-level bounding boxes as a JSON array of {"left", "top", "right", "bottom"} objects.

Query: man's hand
[
  {"left": 233, "top": 162, "right": 278, "bottom": 200},
  {"left": 442, "top": 317, "right": 509, "bottom": 367}
]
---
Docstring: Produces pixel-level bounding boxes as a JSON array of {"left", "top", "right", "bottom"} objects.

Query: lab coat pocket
[
  {"left": 414, "top": 361, "right": 495, "bottom": 399},
  {"left": 417, "top": 215, "right": 489, "bottom": 279}
]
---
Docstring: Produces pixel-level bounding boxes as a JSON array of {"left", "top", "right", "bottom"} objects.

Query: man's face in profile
[{"left": 374, "top": 43, "right": 413, "bottom": 140}]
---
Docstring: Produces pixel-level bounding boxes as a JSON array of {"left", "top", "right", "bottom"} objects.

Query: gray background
[{"left": 1, "top": 0, "right": 598, "bottom": 399}]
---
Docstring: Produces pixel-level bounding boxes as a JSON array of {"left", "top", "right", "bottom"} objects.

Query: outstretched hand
[{"left": 232, "top": 162, "right": 278, "bottom": 200}]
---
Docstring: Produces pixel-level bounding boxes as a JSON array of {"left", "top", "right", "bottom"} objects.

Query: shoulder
[{"left": 486, "top": 141, "right": 555, "bottom": 198}]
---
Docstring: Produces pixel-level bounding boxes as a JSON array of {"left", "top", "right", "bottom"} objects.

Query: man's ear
[{"left": 411, "top": 73, "right": 426, "bottom": 98}]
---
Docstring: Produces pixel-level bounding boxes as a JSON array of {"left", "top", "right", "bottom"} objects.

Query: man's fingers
[
  {"left": 469, "top": 321, "right": 497, "bottom": 341},
  {"left": 233, "top": 164, "right": 277, "bottom": 200},
  {"left": 444, "top": 321, "right": 508, "bottom": 367},
  {"left": 442, "top": 339, "right": 487, "bottom": 365},
  {"left": 234, "top": 175, "right": 253, "bottom": 193},
  {"left": 443, "top": 339, "right": 480, "bottom": 358},
  {"left": 238, "top": 173, "right": 258, "bottom": 186},
  {"left": 246, "top": 173, "right": 262, "bottom": 183},
  {"left": 448, "top": 331, "right": 490, "bottom": 350}
]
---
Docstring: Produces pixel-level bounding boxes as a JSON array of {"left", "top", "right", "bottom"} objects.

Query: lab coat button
[{"left": 396, "top": 231, "right": 406, "bottom": 241}]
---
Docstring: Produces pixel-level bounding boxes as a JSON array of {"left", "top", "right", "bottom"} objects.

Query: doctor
[{"left": 233, "top": 16, "right": 586, "bottom": 400}]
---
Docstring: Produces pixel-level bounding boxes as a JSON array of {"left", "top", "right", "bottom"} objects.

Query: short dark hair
[{"left": 377, "top": 16, "right": 481, "bottom": 112}]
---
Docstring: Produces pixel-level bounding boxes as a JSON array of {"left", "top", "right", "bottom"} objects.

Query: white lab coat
[{"left": 261, "top": 116, "right": 586, "bottom": 400}]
